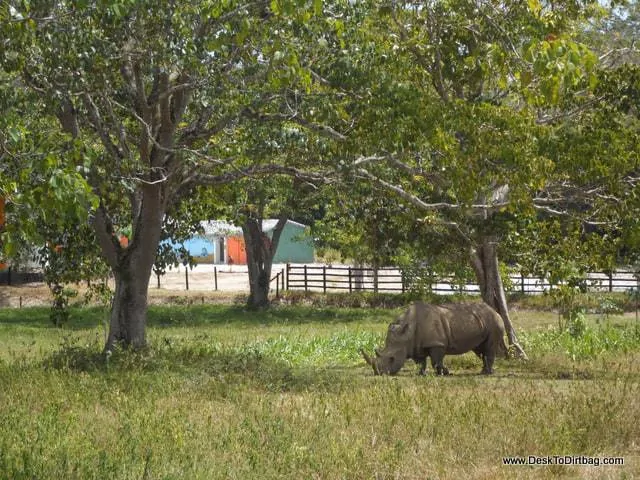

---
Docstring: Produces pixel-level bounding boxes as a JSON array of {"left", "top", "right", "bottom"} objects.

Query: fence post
[
  {"left": 7, "top": 266, "right": 11, "bottom": 286},
  {"left": 281, "top": 268, "right": 285, "bottom": 292},
  {"left": 275, "top": 272, "right": 280, "bottom": 298},
  {"left": 608, "top": 272, "right": 613, "bottom": 292},
  {"left": 304, "top": 264, "right": 308, "bottom": 292},
  {"left": 286, "top": 263, "right": 290, "bottom": 290},
  {"left": 214, "top": 266, "right": 218, "bottom": 291},
  {"left": 349, "top": 267, "right": 352, "bottom": 293},
  {"left": 185, "top": 266, "right": 189, "bottom": 291},
  {"left": 323, "top": 266, "right": 327, "bottom": 293},
  {"left": 374, "top": 267, "right": 379, "bottom": 293},
  {"left": 521, "top": 273, "right": 525, "bottom": 294}
]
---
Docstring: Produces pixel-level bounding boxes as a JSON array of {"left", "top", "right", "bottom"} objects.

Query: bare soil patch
[{"left": 0, "top": 265, "right": 253, "bottom": 308}]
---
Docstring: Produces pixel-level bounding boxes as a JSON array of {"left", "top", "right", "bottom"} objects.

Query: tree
[
  {"left": 2, "top": 0, "right": 334, "bottom": 351},
  {"left": 235, "top": 120, "right": 330, "bottom": 308},
  {"left": 194, "top": 170, "right": 326, "bottom": 309},
  {"left": 582, "top": 0, "right": 640, "bottom": 266},
  {"left": 0, "top": 70, "right": 98, "bottom": 269},
  {"left": 152, "top": 206, "right": 201, "bottom": 289},
  {"left": 327, "top": 0, "right": 631, "bottom": 357}
]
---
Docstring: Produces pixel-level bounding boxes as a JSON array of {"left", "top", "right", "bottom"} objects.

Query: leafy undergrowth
[{"left": 1, "top": 305, "right": 639, "bottom": 479}]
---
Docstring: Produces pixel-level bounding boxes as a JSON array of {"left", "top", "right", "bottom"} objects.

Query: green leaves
[{"left": 523, "top": 37, "right": 598, "bottom": 105}]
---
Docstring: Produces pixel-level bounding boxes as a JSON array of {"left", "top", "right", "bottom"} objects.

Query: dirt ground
[{"left": 0, "top": 263, "right": 286, "bottom": 308}]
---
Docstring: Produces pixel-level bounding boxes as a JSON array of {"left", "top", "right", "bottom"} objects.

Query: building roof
[
  {"left": 200, "top": 220, "right": 242, "bottom": 237},
  {"left": 199, "top": 219, "right": 307, "bottom": 238}
]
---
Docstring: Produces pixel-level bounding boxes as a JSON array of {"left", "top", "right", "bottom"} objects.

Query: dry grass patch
[{"left": 1, "top": 304, "right": 639, "bottom": 479}]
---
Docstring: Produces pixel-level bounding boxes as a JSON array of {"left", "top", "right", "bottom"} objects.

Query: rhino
[{"left": 361, "top": 302, "right": 508, "bottom": 376}]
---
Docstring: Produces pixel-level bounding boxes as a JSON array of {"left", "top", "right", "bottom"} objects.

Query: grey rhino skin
[{"left": 362, "top": 302, "right": 508, "bottom": 376}]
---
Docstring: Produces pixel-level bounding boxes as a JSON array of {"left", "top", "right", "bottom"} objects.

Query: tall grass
[{"left": 1, "top": 304, "right": 639, "bottom": 479}]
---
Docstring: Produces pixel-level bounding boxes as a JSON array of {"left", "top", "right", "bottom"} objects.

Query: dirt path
[{"left": 0, "top": 264, "right": 291, "bottom": 308}]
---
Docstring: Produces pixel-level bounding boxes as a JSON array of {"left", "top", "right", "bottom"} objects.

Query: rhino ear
[
  {"left": 375, "top": 348, "right": 382, "bottom": 357},
  {"left": 390, "top": 323, "right": 409, "bottom": 335}
]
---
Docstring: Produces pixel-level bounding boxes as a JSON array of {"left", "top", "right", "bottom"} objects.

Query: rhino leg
[
  {"left": 474, "top": 337, "right": 497, "bottom": 374},
  {"left": 429, "top": 347, "right": 450, "bottom": 376},
  {"left": 481, "top": 356, "right": 495, "bottom": 374},
  {"left": 480, "top": 348, "right": 496, "bottom": 374},
  {"left": 417, "top": 357, "right": 427, "bottom": 376}
]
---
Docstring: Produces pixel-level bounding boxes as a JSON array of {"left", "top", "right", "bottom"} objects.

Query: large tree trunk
[
  {"left": 243, "top": 217, "right": 287, "bottom": 309},
  {"left": 107, "top": 262, "right": 151, "bottom": 351},
  {"left": 93, "top": 184, "right": 165, "bottom": 353},
  {"left": 471, "top": 236, "right": 528, "bottom": 359}
]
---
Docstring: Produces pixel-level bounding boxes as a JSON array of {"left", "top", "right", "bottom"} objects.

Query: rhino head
[{"left": 361, "top": 322, "right": 412, "bottom": 375}]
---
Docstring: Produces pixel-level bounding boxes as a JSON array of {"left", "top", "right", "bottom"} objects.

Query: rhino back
[
  {"left": 411, "top": 303, "right": 449, "bottom": 351},
  {"left": 414, "top": 303, "right": 494, "bottom": 355}
]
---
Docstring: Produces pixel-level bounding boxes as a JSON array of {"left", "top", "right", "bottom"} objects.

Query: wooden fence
[
  {"left": 2, "top": 263, "right": 638, "bottom": 296},
  {"left": 0, "top": 268, "right": 44, "bottom": 286},
  {"left": 285, "top": 264, "right": 640, "bottom": 295}
]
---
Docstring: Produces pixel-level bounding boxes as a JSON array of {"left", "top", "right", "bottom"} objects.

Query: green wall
[{"left": 271, "top": 222, "right": 314, "bottom": 263}]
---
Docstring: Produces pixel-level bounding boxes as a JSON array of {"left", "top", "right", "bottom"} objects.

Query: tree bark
[
  {"left": 94, "top": 185, "right": 165, "bottom": 353},
  {"left": 102, "top": 241, "right": 160, "bottom": 352},
  {"left": 353, "top": 261, "right": 365, "bottom": 291},
  {"left": 106, "top": 264, "right": 150, "bottom": 351},
  {"left": 243, "top": 217, "right": 287, "bottom": 309},
  {"left": 470, "top": 236, "right": 528, "bottom": 359}
]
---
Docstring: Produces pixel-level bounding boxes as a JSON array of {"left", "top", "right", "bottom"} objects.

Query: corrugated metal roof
[
  {"left": 199, "top": 220, "right": 241, "bottom": 237},
  {"left": 199, "top": 219, "right": 307, "bottom": 238},
  {"left": 261, "top": 219, "right": 308, "bottom": 232}
]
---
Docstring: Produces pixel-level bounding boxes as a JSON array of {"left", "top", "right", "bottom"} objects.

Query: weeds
[
  {"left": 1, "top": 304, "right": 639, "bottom": 479},
  {"left": 521, "top": 322, "right": 640, "bottom": 361}
]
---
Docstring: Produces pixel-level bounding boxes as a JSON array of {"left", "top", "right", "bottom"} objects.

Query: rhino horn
[
  {"left": 360, "top": 349, "right": 380, "bottom": 375},
  {"left": 361, "top": 349, "right": 373, "bottom": 365}
]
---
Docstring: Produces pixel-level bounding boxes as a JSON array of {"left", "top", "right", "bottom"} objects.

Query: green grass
[{"left": 1, "top": 304, "right": 639, "bottom": 479}]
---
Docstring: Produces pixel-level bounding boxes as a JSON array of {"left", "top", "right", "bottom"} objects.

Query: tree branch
[
  {"left": 356, "top": 167, "right": 509, "bottom": 212},
  {"left": 81, "top": 93, "right": 125, "bottom": 160},
  {"left": 196, "top": 164, "right": 330, "bottom": 187},
  {"left": 246, "top": 110, "right": 347, "bottom": 141},
  {"left": 91, "top": 205, "right": 120, "bottom": 270}
]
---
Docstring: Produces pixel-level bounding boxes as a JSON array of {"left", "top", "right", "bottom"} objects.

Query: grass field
[{"left": 1, "top": 303, "right": 639, "bottom": 479}]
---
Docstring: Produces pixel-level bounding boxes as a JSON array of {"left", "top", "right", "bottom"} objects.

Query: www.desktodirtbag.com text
[{"left": 503, "top": 455, "right": 624, "bottom": 467}]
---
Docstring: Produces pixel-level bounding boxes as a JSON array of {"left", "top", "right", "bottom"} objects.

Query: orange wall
[{"left": 227, "top": 236, "right": 247, "bottom": 264}]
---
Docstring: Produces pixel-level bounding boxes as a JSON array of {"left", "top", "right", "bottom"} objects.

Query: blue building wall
[{"left": 178, "top": 237, "right": 216, "bottom": 263}]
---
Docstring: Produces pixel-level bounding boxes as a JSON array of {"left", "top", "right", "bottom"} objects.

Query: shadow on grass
[
  {"left": 147, "top": 304, "right": 391, "bottom": 327},
  {"left": 0, "top": 306, "right": 107, "bottom": 329},
  {"left": 34, "top": 337, "right": 640, "bottom": 397},
  {"left": 40, "top": 338, "right": 372, "bottom": 394},
  {"left": 0, "top": 304, "right": 392, "bottom": 331}
]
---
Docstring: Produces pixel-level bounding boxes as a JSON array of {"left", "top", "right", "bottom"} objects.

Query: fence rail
[
  {"left": 285, "top": 264, "right": 640, "bottom": 295},
  {"left": 2, "top": 264, "right": 638, "bottom": 297},
  {"left": 0, "top": 268, "right": 44, "bottom": 286},
  {"left": 270, "top": 269, "right": 286, "bottom": 298}
]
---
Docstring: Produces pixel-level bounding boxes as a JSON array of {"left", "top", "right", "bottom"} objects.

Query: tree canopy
[{"left": 1, "top": 0, "right": 638, "bottom": 354}]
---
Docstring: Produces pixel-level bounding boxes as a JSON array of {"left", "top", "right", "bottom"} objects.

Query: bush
[{"left": 279, "top": 290, "right": 486, "bottom": 309}]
